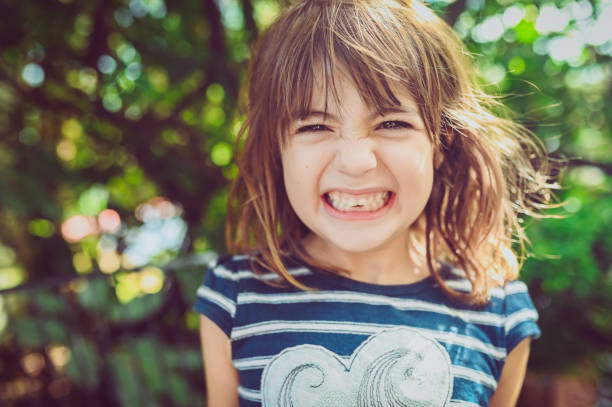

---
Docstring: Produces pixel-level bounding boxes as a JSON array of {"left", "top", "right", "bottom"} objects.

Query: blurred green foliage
[{"left": 0, "top": 0, "right": 611, "bottom": 405}]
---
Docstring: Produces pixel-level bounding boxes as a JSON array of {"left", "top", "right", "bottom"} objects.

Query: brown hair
[{"left": 226, "top": 0, "right": 557, "bottom": 304}]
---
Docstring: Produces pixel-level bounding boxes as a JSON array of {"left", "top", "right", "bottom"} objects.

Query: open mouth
[{"left": 323, "top": 191, "right": 393, "bottom": 212}]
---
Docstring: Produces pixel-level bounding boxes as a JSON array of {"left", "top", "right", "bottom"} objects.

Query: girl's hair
[{"left": 226, "top": 0, "right": 557, "bottom": 305}]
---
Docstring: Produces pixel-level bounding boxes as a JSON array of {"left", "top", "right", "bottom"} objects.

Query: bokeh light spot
[
  {"left": 125, "top": 105, "right": 143, "bottom": 120},
  {"left": 114, "top": 8, "right": 134, "bottom": 27},
  {"left": 472, "top": 15, "right": 505, "bottom": 43},
  {"left": 535, "top": 4, "right": 569, "bottom": 35},
  {"left": 97, "top": 55, "right": 117, "bottom": 74},
  {"left": 568, "top": 0, "right": 592, "bottom": 20},
  {"left": 479, "top": 62, "right": 506, "bottom": 85},
  {"left": 18, "top": 127, "right": 40, "bottom": 145},
  {"left": 0, "top": 245, "right": 16, "bottom": 267},
  {"left": 508, "top": 57, "right": 526, "bottom": 75},
  {"left": 116, "top": 272, "right": 141, "bottom": 303},
  {"left": 0, "top": 267, "right": 26, "bottom": 290},
  {"left": 22, "top": 353, "right": 45, "bottom": 376},
  {"left": 544, "top": 136, "right": 560, "bottom": 153},
  {"left": 515, "top": 20, "right": 537, "bottom": 44},
  {"left": 61, "top": 215, "right": 99, "bottom": 243},
  {"left": 28, "top": 219, "right": 55, "bottom": 238},
  {"left": 547, "top": 36, "right": 583, "bottom": 63},
  {"left": 564, "top": 197, "right": 582, "bottom": 213},
  {"left": 502, "top": 5, "right": 524, "bottom": 28},
  {"left": 61, "top": 118, "right": 83, "bottom": 139},
  {"left": 564, "top": 65, "right": 607, "bottom": 89},
  {"left": 21, "top": 63, "right": 45, "bottom": 87},
  {"left": 222, "top": 163, "right": 239, "bottom": 179},
  {"left": 206, "top": 83, "right": 225, "bottom": 103},
  {"left": 98, "top": 209, "right": 121, "bottom": 234},
  {"left": 47, "top": 345, "right": 71, "bottom": 371},
  {"left": 117, "top": 73, "right": 135, "bottom": 92},
  {"left": 125, "top": 62, "right": 142, "bottom": 81},
  {"left": 73, "top": 252, "right": 93, "bottom": 274},
  {"left": 185, "top": 311, "right": 199, "bottom": 330},
  {"left": 571, "top": 166, "right": 606, "bottom": 188},
  {"left": 77, "top": 68, "right": 98, "bottom": 94},
  {"left": 162, "top": 13, "right": 180, "bottom": 31},
  {"left": 139, "top": 266, "right": 164, "bottom": 294},
  {"left": 217, "top": 0, "right": 245, "bottom": 30},
  {"left": 116, "top": 43, "right": 137, "bottom": 63},
  {"left": 98, "top": 235, "right": 118, "bottom": 253},
  {"left": 253, "top": 0, "right": 280, "bottom": 29},
  {"left": 147, "top": 67, "right": 168, "bottom": 92},
  {"left": 74, "top": 14, "right": 92, "bottom": 36},
  {"left": 134, "top": 197, "right": 182, "bottom": 223},
  {"left": 211, "top": 142, "right": 232, "bottom": 166},
  {"left": 129, "top": 0, "right": 148, "bottom": 18},
  {"left": 202, "top": 105, "right": 226, "bottom": 128},
  {"left": 56, "top": 140, "right": 77, "bottom": 161},
  {"left": 149, "top": 0, "right": 167, "bottom": 19},
  {"left": 99, "top": 251, "right": 121, "bottom": 274},
  {"left": 78, "top": 185, "right": 109, "bottom": 216},
  {"left": 103, "top": 93, "right": 122, "bottom": 112}
]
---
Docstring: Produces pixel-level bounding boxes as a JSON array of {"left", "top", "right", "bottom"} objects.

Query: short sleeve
[
  {"left": 503, "top": 280, "right": 541, "bottom": 354},
  {"left": 192, "top": 257, "right": 239, "bottom": 338}
]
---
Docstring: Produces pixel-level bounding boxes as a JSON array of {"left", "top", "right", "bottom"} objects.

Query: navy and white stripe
[
  {"left": 194, "top": 255, "right": 540, "bottom": 406},
  {"left": 230, "top": 320, "right": 507, "bottom": 360},
  {"left": 234, "top": 388, "right": 492, "bottom": 405}
]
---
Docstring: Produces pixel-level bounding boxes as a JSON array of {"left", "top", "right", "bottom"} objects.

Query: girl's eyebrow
[
  {"left": 373, "top": 106, "right": 420, "bottom": 118},
  {"left": 296, "top": 110, "right": 339, "bottom": 121},
  {"left": 294, "top": 106, "right": 420, "bottom": 121}
]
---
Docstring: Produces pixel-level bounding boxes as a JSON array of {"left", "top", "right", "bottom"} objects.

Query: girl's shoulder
[
  {"left": 440, "top": 262, "right": 531, "bottom": 297},
  {"left": 207, "top": 252, "right": 313, "bottom": 286},
  {"left": 208, "top": 253, "right": 254, "bottom": 274},
  {"left": 438, "top": 263, "right": 541, "bottom": 351}
]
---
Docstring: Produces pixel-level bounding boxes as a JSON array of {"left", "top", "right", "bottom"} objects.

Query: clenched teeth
[{"left": 326, "top": 191, "right": 390, "bottom": 212}]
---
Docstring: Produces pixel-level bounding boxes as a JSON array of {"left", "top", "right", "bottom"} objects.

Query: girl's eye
[
  {"left": 296, "top": 124, "right": 330, "bottom": 133},
  {"left": 377, "top": 121, "right": 412, "bottom": 130}
]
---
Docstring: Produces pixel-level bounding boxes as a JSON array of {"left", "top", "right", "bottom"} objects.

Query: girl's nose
[{"left": 334, "top": 137, "right": 378, "bottom": 176}]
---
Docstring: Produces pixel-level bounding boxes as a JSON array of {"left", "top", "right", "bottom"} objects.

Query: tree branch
[
  {"left": 240, "top": 0, "right": 258, "bottom": 43},
  {"left": 568, "top": 158, "right": 612, "bottom": 176},
  {"left": 84, "top": 0, "right": 111, "bottom": 68},
  {"left": 445, "top": 0, "right": 467, "bottom": 28}
]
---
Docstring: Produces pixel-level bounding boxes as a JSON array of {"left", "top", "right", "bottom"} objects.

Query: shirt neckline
[{"left": 287, "top": 254, "right": 438, "bottom": 296}]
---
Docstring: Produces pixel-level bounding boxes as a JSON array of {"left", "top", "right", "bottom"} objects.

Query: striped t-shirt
[{"left": 193, "top": 254, "right": 540, "bottom": 407}]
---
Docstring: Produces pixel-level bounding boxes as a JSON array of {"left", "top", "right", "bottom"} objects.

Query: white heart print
[{"left": 261, "top": 327, "right": 453, "bottom": 406}]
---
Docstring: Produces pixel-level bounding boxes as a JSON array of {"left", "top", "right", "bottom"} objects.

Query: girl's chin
[{"left": 308, "top": 232, "right": 400, "bottom": 257}]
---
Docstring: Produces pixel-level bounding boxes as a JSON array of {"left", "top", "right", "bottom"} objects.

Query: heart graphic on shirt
[{"left": 261, "top": 327, "right": 453, "bottom": 406}]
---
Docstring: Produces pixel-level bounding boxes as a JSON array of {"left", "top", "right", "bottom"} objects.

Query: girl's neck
[{"left": 302, "top": 232, "right": 431, "bottom": 285}]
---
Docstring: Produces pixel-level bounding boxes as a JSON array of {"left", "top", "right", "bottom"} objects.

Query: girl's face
[{"left": 281, "top": 71, "right": 435, "bottom": 257}]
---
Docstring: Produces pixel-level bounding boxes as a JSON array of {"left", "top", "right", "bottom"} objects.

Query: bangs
[
  {"left": 286, "top": 43, "right": 403, "bottom": 126},
  {"left": 252, "top": 0, "right": 443, "bottom": 140}
]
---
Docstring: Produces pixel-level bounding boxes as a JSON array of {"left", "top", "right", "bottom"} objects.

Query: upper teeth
[{"left": 327, "top": 191, "right": 389, "bottom": 212}]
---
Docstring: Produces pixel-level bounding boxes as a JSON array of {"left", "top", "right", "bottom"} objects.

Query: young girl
[{"left": 194, "top": 0, "right": 555, "bottom": 405}]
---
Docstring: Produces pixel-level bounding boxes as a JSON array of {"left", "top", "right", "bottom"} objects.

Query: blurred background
[{"left": 0, "top": 0, "right": 610, "bottom": 405}]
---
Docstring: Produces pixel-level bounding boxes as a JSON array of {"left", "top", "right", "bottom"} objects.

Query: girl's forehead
[{"left": 302, "top": 67, "right": 419, "bottom": 118}]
